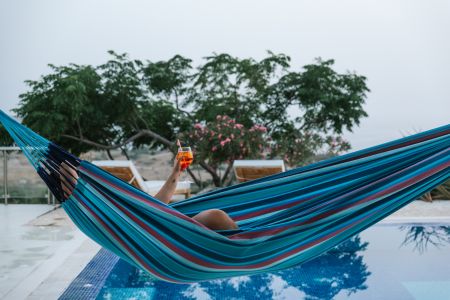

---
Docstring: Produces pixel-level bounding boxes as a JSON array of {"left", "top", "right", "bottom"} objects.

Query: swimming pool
[{"left": 60, "top": 224, "right": 450, "bottom": 300}]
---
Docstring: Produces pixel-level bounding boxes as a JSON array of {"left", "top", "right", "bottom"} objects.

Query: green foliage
[
  {"left": 143, "top": 55, "right": 192, "bottom": 97},
  {"left": 271, "top": 124, "right": 351, "bottom": 166},
  {"left": 131, "top": 99, "right": 188, "bottom": 148},
  {"left": 14, "top": 64, "right": 104, "bottom": 154},
  {"left": 14, "top": 51, "right": 369, "bottom": 186}
]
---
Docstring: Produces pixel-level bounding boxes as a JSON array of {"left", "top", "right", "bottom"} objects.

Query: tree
[
  {"left": 14, "top": 63, "right": 105, "bottom": 155},
  {"left": 15, "top": 51, "right": 369, "bottom": 187},
  {"left": 187, "top": 54, "right": 363, "bottom": 168},
  {"left": 14, "top": 52, "right": 185, "bottom": 158}
]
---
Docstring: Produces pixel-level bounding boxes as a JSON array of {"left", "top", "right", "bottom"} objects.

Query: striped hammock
[{"left": 0, "top": 110, "right": 449, "bottom": 283}]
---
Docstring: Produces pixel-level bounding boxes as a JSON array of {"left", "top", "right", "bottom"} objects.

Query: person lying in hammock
[{"left": 59, "top": 159, "right": 239, "bottom": 231}]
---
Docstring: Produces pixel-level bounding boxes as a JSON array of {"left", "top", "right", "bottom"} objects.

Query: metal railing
[{"left": 1, "top": 146, "right": 55, "bottom": 205}]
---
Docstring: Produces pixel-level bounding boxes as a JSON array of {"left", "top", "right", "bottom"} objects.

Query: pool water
[{"left": 61, "top": 224, "right": 450, "bottom": 300}]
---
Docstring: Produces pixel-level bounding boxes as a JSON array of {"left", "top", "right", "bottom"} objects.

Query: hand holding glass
[{"left": 176, "top": 147, "right": 193, "bottom": 171}]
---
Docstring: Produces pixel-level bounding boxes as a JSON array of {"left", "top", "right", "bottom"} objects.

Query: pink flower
[
  {"left": 230, "top": 134, "right": 235, "bottom": 139},
  {"left": 212, "top": 146, "right": 217, "bottom": 152},
  {"left": 218, "top": 134, "right": 222, "bottom": 139},
  {"left": 194, "top": 123, "right": 202, "bottom": 129},
  {"left": 220, "top": 138, "right": 231, "bottom": 147},
  {"left": 250, "top": 124, "right": 267, "bottom": 133},
  {"left": 216, "top": 115, "right": 222, "bottom": 120},
  {"left": 234, "top": 124, "right": 244, "bottom": 129}
]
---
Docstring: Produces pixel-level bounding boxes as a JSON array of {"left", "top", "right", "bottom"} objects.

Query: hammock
[{"left": 0, "top": 110, "right": 449, "bottom": 283}]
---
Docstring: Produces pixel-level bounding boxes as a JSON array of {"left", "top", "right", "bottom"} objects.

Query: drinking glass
[{"left": 176, "top": 147, "right": 193, "bottom": 180}]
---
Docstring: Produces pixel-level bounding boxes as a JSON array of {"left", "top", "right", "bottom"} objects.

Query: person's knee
[
  {"left": 204, "top": 209, "right": 228, "bottom": 220},
  {"left": 194, "top": 209, "right": 238, "bottom": 230}
]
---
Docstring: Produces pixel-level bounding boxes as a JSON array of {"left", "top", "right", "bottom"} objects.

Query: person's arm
[{"left": 154, "top": 157, "right": 182, "bottom": 204}]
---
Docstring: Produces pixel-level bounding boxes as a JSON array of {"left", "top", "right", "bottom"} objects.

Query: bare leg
[{"left": 193, "top": 209, "right": 239, "bottom": 230}]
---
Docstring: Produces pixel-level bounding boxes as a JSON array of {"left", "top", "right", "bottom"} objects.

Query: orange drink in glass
[{"left": 177, "top": 147, "right": 193, "bottom": 171}]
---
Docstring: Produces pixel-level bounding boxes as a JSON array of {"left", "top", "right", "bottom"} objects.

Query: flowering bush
[
  {"left": 183, "top": 115, "right": 270, "bottom": 167},
  {"left": 271, "top": 130, "right": 351, "bottom": 166},
  {"left": 180, "top": 115, "right": 352, "bottom": 186},
  {"left": 180, "top": 115, "right": 270, "bottom": 185}
]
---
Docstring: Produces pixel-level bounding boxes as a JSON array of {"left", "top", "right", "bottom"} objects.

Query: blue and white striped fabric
[{"left": 1, "top": 109, "right": 449, "bottom": 283}]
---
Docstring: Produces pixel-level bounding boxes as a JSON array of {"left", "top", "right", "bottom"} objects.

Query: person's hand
[{"left": 59, "top": 161, "right": 79, "bottom": 198}]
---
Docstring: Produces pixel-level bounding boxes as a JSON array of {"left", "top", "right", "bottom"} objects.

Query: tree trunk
[
  {"left": 106, "top": 150, "right": 114, "bottom": 160},
  {"left": 186, "top": 168, "right": 201, "bottom": 188},
  {"left": 212, "top": 174, "right": 221, "bottom": 187},
  {"left": 121, "top": 147, "right": 130, "bottom": 160},
  {"left": 221, "top": 162, "right": 234, "bottom": 186}
]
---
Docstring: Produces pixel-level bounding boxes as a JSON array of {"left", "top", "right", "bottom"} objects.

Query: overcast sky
[{"left": 1, "top": 0, "right": 449, "bottom": 151}]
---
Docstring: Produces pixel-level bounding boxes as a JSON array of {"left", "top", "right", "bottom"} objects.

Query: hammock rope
[{"left": 0, "top": 109, "right": 449, "bottom": 283}]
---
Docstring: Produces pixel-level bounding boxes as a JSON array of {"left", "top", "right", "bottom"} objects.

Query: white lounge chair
[
  {"left": 92, "top": 160, "right": 191, "bottom": 201},
  {"left": 233, "top": 160, "right": 286, "bottom": 183}
]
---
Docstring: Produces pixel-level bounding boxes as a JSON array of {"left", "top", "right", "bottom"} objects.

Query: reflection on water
[
  {"left": 400, "top": 225, "right": 450, "bottom": 253},
  {"left": 278, "top": 236, "right": 370, "bottom": 300},
  {"left": 100, "top": 236, "right": 370, "bottom": 300}
]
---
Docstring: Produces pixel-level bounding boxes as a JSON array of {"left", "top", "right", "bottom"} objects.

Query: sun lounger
[
  {"left": 92, "top": 160, "right": 191, "bottom": 200},
  {"left": 233, "top": 160, "right": 285, "bottom": 183}
]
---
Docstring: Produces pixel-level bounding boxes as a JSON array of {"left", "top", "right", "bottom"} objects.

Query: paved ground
[
  {"left": 0, "top": 205, "right": 54, "bottom": 299},
  {"left": 0, "top": 205, "right": 88, "bottom": 300},
  {"left": 1, "top": 200, "right": 450, "bottom": 299},
  {"left": 27, "top": 238, "right": 99, "bottom": 300},
  {"left": 389, "top": 200, "right": 450, "bottom": 218}
]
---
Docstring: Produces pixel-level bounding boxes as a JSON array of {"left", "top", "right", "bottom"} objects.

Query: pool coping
[
  {"left": 26, "top": 237, "right": 101, "bottom": 300},
  {"left": 58, "top": 248, "right": 118, "bottom": 300}
]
